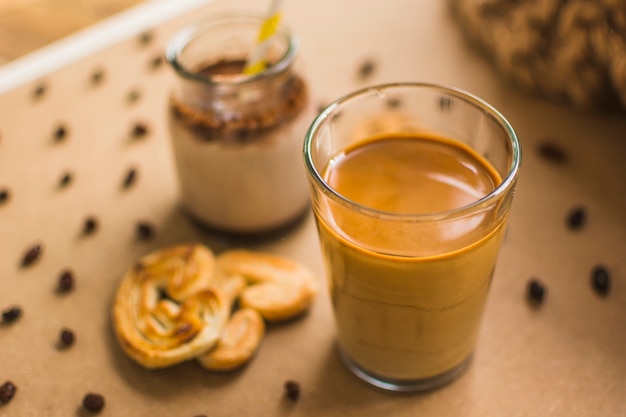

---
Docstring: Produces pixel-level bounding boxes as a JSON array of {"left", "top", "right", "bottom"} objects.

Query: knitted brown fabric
[{"left": 449, "top": 0, "right": 626, "bottom": 111}]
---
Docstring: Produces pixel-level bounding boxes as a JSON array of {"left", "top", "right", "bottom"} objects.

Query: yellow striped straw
[{"left": 244, "top": 0, "right": 285, "bottom": 75}]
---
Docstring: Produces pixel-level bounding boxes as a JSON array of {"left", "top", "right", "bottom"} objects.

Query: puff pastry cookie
[
  {"left": 198, "top": 308, "right": 265, "bottom": 371},
  {"left": 216, "top": 250, "right": 319, "bottom": 322},
  {"left": 113, "top": 244, "right": 229, "bottom": 369},
  {"left": 113, "top": 244, "right": 318, "bottom": 371}
]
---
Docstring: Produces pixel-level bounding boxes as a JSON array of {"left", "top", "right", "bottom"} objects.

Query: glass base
[{"left": 338, "top": 348, "right": 473, "bottom": 392}]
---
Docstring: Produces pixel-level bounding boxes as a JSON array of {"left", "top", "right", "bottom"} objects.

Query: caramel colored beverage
[
  {"left": 304, "top": 83, "right": 520, "bottom": 391},
  {"left": 316, "top": 133, "right": 506, "bottom": 382}
]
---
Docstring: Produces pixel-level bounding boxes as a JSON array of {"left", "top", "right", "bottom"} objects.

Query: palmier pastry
[
  {"left": 113, "top": 244, "right": 229, "bottom": 369},
  {"left": 216, "top": 250, "right": 318, "bottom": 322},
  {"left": 198, "top": 308, "right": 265, "bottom": 371}
]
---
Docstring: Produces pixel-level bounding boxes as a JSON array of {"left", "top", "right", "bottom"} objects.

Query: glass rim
[
  {"left": 165, "top": 13, "right": 298, "bottom": 86},
  {"left": 303, "top": 82, "right": 521, "bottom": 222}
]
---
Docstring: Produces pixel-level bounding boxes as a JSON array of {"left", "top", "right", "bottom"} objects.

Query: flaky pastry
[
  {"left": 197, "top": 308, "right": 265, "bottom": 371},
  {"left": 113, "top": 244, "right": 229, "bottom": 369},
  {"left": 216, "top": 250, "right": 319, "bottom": 322}
]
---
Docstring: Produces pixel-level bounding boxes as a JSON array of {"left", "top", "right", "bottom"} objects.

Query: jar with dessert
[{"left": 165, "top": 13, "right": 315, "bottom": 235}]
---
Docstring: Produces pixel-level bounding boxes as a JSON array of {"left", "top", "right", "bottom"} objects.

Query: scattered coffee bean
[
  {"left": 53, "top": 124, "right": 68, "bottom": 142},
  {"left": 33, "top": 83, "right": 47, "bottom": 100},
  {"left": 536, "top": 140, "right": 568, "bottom": 164},
  {"left": 122, "top": 167, "right": 137, "bottom": 188},
  {"left": 21, "top": 242, "right": 43, "bottom": 267},
  {"left": 83, "top": 393, "right": 105, "bottom": 412},
  {"left": 0, "top": 188, "right": 10, "bottom": 205},
  {"left": 127, "top": 89, "right": 141, "bottom": 104},
  {"left": 438, "top": 96, "right": 453, "bottom": 111},
  {"left": 527, "top": 279, "right": 546, "bottom": 304},
  {"left": 149, "top": 55, "right": 164, "bottom": 70},
  {"left": 566, "top": 206, "right": 586, "bottom": 230},
  {"left": 59, "top": 328, "right": 75, "bottom": 347},
  {"left": 0, "top": 381, "right": 16, "bottom": 404},
  {"left": 591, "top": 265, "right": 611, "bottom": 296},
  {"left": 59, "top": 171, "right": 73, "bottom": 188},
  {"left": 91, "top": 69, "right": 105, "bottom": 85},
  {"left": 131, "top": 122, "right": 149, "bottom": 139},
  {"left": 357, "top": 59, "right": 376, "bottom": 79},
  {"left": 136, "top": 221, "right": 155, "bottom": 240},
  {"left": 284, "top": 380, "right": 300, "bottom": 401},
  {"left": 138, "top": 31, "right": 153, "bottom": 46},
  {"left": 385, "top": 96, "right": 402, "bottom": 109},
  {"left": 83, "top": 216, "right": 98, "bottom": 235},
  {"left": 2, "top": 306, "right": 22, "bottom": 323},
  {"left": 57, "top": 269, "right": 75, "bottom": 293}
]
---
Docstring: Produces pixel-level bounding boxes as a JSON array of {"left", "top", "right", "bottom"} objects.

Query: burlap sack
[{"left": 449, "top": 0, "right": 626, "bottom": 111}]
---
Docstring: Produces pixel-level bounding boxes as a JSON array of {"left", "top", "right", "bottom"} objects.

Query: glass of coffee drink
[
  {"left": 303, "top": 83, "right": 521, "bottom": 391},
  {"left": 166, "top": 14, "right": 315, "bottom": 235}
]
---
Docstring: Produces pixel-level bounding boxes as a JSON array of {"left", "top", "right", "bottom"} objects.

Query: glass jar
[{"left": 165, "top": 14, "right": 315, "bottom": 235}]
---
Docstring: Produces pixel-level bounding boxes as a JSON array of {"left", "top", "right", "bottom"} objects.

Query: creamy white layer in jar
[{"left": 168, "top": 98, "right": 315, "bottom": 234}]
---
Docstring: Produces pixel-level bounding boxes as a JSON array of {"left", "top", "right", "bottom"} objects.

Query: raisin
[
  {"left": 83, "top": 393, "right": 105, "bottom": 412},
  {"left": 57, "top": 269, "right": 75, "bottom": 292},
  {"left": 2, "top": 306, "right": 22, "bottom": 323},
  {"left": 59, "top": 328, "right": 75, "bottom": 347},
  {"left": 591, "top": 265, "right": 610, "bottom": 296},
  {"left": 566, "top": 206, "right": 586, "bottom": 230},
  {"left": 0, "top": 381, "right": 17, "bottom": 404},
  {"left": 527, "top": 279, "right": 546, "bottom": 304},
  {"left": 284, "top": 380, "right": 300, "bottom": 401},
  {"left": 21, "top": 242, "right": 43, "bottom": 267},
  {"left": 136, "top": 221, "right": 155, "bottom": 240}
]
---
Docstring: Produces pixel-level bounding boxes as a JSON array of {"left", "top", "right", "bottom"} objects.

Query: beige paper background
[{"left": 0, "top": 0, "right": 625, "bottom": 416}]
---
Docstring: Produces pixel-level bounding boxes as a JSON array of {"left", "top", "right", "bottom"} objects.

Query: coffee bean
[
  {"left": 122, "top": 167, "right": 137, "bottom": 188},
  {"left": 54, "top": 124, "right": 68, "bottom": 142},
  {"left": 527, "top": 279, "right": 546, "bottom": 304},
  {"left": 0, "top": 188, "right": 10, "bottom": 205},
  {"left": 127, "top": 89, "right": 141, "bottom": 104},
  {"left": 284, "top": 380, "right": 300, "bottom": 401},
  {"left": 58, "top": 269, "right": 75, "bottom": 292},
  {"left": 83, "top": 216, "right": 98, "bottom": 235},
  {"left": 59, "top": 171, "right": 73, "bottom": 188},
  {"left": 385, "top": 96, "right": 403, "bottom": 109},
  {"left": 438, "top": 96, "right": 453, "bottom": 111},
  {"left": 591, "top": 265, "right": 611, "bottom": 296},
  {"left": 536, "top": 140, "right": 568, "bottom": 164},
  {"left": 83, "top": 393, "right": 105, "bottom": 412},
  {"left": 131, "top": 122, "right": 149, "bottom": 139},
  {"left": 59, "top": 328, "right": 75, "bottom": 347},
  {"left": 138, "top": 31, "right": 153, "bottom": 46},
  {"left": 136, "top": 221, "right": 155, "bottom": 240},
  {"left": 21, "top": 242, "right": 43, "bottom": 267},
  {"left": 566, "top": 206, "right": 586, "bottom": 230},
  {"left": 149, "top": 55, "right": 164, "bottom": 70},
  {"left": 2, "top": 306, "right": 22, "bottom": 323},
  {"left": 0, "top": 381, "right": 16, "bottom": 404},
  {"left": 357, "top": 59, "right": 376, "bottom": 79},
  {"left": 91, "top": 69, "right": 105, "bottom": 86},
  {"left": 33, "top": 83, "right": 47, "bottom": 100}
]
